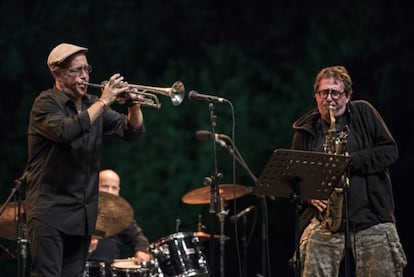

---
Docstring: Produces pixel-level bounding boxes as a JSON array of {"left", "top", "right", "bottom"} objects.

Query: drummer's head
[{"left": 99, "top": 169, "right": 121, "bottom": 196}]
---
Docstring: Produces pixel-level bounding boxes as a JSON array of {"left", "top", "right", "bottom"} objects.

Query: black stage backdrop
[{"left": 1, "top": 1, "right": 412, "bottom": 276}]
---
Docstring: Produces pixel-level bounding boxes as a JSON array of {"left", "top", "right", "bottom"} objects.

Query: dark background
[{"left": 1, "top": 1, "right": 412, "bottom": 276}]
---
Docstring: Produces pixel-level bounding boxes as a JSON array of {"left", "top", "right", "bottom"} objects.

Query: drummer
[{"left": 87, "top": 169, "right": 151, "bottom": 275}]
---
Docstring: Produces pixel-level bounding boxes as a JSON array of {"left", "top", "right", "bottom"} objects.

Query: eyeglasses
[
  {"left": 316, "top": 89, "right": 345, "bottom": 100},
  {"left": 65, "top": 65, "right": 92, "bottom": 76}
]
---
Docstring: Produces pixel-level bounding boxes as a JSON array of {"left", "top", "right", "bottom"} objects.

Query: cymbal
[
  {"left": 182, "top": 184, "right": 248, "bottom": 204},
  {"left": 94, "top": 192, "right": 133, "bottom": 238},
  {"left": 0, "top": 201, "right": 26, "bottom": 240},
  {"left": 194, "top": 231, "right": 220, "bottom": 242}
]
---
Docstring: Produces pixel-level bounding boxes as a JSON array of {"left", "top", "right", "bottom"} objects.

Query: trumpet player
[
  {"left": 24, "top": 42, "right": 144, "bottom": 277},
  {"left": 290, "top": 65, "right": 406, "bottom": 276}
]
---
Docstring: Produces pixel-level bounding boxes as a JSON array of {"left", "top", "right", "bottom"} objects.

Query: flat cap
[{"left": 47, "top": 43, "right": 88, "bottom": 69}]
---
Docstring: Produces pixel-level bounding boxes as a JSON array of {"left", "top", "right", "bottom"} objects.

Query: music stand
[{"left": 252, "top": 149, "right": 351, "bottom": 277}]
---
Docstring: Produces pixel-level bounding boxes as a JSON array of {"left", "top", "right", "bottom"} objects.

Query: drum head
[{"left": 112, "top": 258, "right": 140, "bottom": 270}]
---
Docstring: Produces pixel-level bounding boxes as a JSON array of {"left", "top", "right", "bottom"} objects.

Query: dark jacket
[
  {"left": 292, "top": 100, "right": 398, "bottom": 231},
  {"left": 25, "top": 87, "right": 143, "bottom": 236}
]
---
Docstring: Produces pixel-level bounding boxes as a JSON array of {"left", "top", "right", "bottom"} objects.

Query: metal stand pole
[
  {"left": 217, "top": 198, "right": 229, "bottom": 277},
  {"left": 207, "top": 103, "right": 222, "bottom": 277}
]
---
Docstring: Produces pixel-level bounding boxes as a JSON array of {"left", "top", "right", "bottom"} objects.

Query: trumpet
[{"left": 84, "top": 80, "right": 185, "bottom": 108}]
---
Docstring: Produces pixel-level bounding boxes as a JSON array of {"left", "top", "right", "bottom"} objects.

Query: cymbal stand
[{"left": 0, "top": 174, "right": 27, "bottom": 277}]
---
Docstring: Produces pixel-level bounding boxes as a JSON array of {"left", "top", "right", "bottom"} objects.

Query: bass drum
[
  {"left": 150, "top": 232, "right": 208, "bottom": 277},
  {"left": 111, "top": 258, "right": 163, "bottom": 277}
]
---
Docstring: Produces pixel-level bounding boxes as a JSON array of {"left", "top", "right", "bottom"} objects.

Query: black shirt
[{"left": 25, "top": 87, "right": 143, "bottom": 236}]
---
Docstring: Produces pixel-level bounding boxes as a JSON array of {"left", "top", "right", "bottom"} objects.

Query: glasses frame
[
  {"left": 316, "top": 89, "right": 345, "bottom": 100},
  {"left": 65, "top": 65, "right": 92, "bottom": 76}
]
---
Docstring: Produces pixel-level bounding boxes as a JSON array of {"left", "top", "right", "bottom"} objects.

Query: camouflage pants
[{"left": 296, "top": 219, "right": 407, "bottom": 277}]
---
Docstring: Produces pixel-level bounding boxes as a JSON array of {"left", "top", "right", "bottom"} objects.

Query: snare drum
[
  {"left": 111, "top": 258, "right": 162, "bottom": 277},
  {"left": 150, "top": 232, "right": 209, "bottom": 277},
  {"left": 84, "top": 261, "right": 106, "bottom": 277}
]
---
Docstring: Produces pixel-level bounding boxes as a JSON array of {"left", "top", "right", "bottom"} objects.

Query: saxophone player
[{"left": 290, "top": 65, "right": 407, "bottom": 276}]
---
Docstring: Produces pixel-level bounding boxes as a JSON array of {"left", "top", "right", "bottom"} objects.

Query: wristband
[{"left": 96, "top": 99, "right": 107, "bottom": 109}]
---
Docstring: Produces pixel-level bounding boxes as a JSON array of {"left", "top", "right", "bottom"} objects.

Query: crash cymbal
[
  {"left": 194, "top": 231, "right": 220, "bottom": 242},
  {"left": 182, "top": 184, "right": 248, "bottom": 204},
  {"left": 0, "top": 201, "right": 26, "bottom": 240},
  {"left": 94, "top": 192, "right": 133, "bottom": 238}
]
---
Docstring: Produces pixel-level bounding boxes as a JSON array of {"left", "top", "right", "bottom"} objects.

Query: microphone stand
[
  {"left": 219, "top": 139, "right": 270, "bottom": 277},
  {"left": 0, "top": 174, "right": 27, "bottom": 277},
  {"left": 206, "top": 103, "right": 222, "bottom": 277},
  {"left": 217, "top": 197, "right": 229, "bottom": 277},
  {"left": 343, "top": 172, "right": 352, "bottom": 277}
]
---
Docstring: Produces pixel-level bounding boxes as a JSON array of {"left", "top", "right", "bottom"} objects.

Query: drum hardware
[
  {"left": 181, "top": 184, "right": 248, "bottom": 205},
  {"left": 94, "top": 192, "right": 134, "bottom": 238},
  {"left": 175, "top": 218, "right": 182, "bottom": 233},
  {"left": 193, "top": 214, "right": 220, "bottom": 242},
  {"left": 150, "top": 232, "right": 209, "bottom": 277},
  {"left": 197, "top": 214, "right": 205, "bottom": 232},
  {"left": 193, "top": 231, "right": 220, "bottom": 242}
]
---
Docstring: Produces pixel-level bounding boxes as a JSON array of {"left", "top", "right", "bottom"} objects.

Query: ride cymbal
[
  {"left": 0, "top": 201, "right": 26, "bottom": 240},
  {"left": 94, "top": 192, "right": 133, "bottom": 238},
  {"left": 182, "top": 184, "right": 248, "bottom": 204}
]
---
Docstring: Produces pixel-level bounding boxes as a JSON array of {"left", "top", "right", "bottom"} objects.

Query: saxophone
[{"left": 322, "top": 105, "right": 349, "bottom": 232}]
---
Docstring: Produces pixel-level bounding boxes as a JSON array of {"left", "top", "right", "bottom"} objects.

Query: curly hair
[{"left": 313, "top": 65, "right": 353, "bottom": 97}]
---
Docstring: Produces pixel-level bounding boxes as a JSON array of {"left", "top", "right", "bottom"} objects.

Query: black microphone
[
  {"left": 195, "top": 130, "right": 229, "bottom": 147},
  {"left": 188, "top": 90, "right": 227, "bottom": 103},
  {"left": 229, "top": 205, "right": 255, "bottom": 222}
]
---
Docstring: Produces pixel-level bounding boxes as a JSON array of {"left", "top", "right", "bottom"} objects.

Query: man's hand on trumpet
[
  {"left": 121, "top": 86, "right": 146, "bottom": 107},
  {"left": 99, "top": 73, "right": 130, "bottom": 106}
]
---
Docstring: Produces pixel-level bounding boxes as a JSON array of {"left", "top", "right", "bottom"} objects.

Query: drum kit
[
  {"left": 1, "top": 184, "right": 249, "bottom": 276},
  {"left": 90, "top": 184, "right": 249, "bottom": 276}
]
